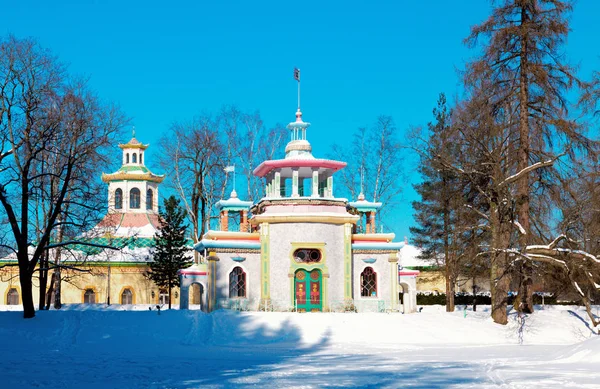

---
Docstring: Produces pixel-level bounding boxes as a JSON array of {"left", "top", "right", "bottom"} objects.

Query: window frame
[
  {"left": 115, "top": 188, "right": 123, "bottom": 209},
  {"left": 360, "top": 267, "right": 377, "bottom": 298},
  {"left": 130, "top": 188, "right": 141, "bottom": 209},
  {"left": 229, "top": 266, "right": 247, "bottom": 298},
  {"left": 6, "top": 288, "right": 19, "bottom": 305},
  {"left": 146, "top": 188, "right": 153, "bottom": 210},
  {"left": 83, "top": 288, "right": 96, "bottom": 304}
]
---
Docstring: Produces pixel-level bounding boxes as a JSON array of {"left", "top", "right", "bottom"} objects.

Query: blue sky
[{"left": 2, "top": 0, "right": 599, "bottom": 239}]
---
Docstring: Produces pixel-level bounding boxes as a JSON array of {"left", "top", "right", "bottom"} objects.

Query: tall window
[
  {"left": 126, "top": 153, "right": 129, "bottom": 164},
  {"left": 360, "top": 267, "right": 377, "bottom": 297},
  {"left": 146, "top": 189, "right": 153, "bottom": 210},
  {"left": 6, "top": 288, "right": 19, "bottom": 305},
  {"left": 84, "top": 289, "right": 96, "bottom": 304},
  {"left": 130, "top": 188, "right": 140, "bottom": 209},
  {"left": 229, "top": 267, "right": 246, "bottom": 298},
  {"left": 140, "top": 153, "right": 143, "bottom": 164},
  {"left": 159, "top": 290, "right": 168, "bottom": 305},
  {"left": 132, "top": 153, "right": 137, "bottom": 163},
  {"left": 121, "top": 288, "right": 133, "bottom": 304},
  {"left": 115, "top": 188, "right": 123, "bottom": 209}
]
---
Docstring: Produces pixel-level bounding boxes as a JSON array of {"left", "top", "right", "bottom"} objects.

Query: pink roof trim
[
  {"left": 253, "top": 159, "right": 347, "bottom": 177},
  {"left": 399, "top": 270, "right": 420, "bottom": 276},
  {"left": 178, "top": 270, "right": 208, "bottom": 276}
]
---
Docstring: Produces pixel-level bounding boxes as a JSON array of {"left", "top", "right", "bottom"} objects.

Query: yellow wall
[{"left": 0, "top": 265, "right": 181, "bottom": 306}]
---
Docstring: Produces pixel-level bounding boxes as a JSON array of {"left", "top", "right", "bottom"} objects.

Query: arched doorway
[
  {"left": 189, "top": 283, "right": 204, "bottom": 311},
  {"left": 399, "top": 282, "right": 411, "bottom": 313},
  {"left": 294, "top": 269, "right": 322, "bottom": 312}
]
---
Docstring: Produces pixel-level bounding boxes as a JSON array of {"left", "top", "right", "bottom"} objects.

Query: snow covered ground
[{"left": 1, "top": 304, "right": 599, "bottom": 388}]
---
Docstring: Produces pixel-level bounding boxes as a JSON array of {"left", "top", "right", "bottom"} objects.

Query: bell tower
[{"left": 102, "top": 132, "right": 164, "bottom": 214}]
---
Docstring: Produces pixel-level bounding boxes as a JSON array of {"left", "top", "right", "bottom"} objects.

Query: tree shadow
[{"left": 567, "top": 309, "right": 599, "bottom": 335}]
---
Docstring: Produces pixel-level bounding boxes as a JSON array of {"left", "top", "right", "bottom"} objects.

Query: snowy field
[{"left": 1, "top": 305, "right": 599, "bottom": 388}]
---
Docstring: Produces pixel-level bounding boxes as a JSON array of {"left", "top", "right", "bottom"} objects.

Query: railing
[{"left": 215, "top": 298, "right": 400, "bottom": 313}]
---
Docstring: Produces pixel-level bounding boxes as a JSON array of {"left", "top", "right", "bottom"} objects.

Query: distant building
[{"left": 0, "top": 135, "right": 178, "bottom": 307}]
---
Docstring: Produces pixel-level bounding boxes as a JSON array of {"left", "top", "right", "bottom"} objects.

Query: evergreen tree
[
  {"left": 410, "top": 93, "right": 460, "bottom": 311},
  {"left": 147, "top": 196, "right": 192, "bottom": 309}
]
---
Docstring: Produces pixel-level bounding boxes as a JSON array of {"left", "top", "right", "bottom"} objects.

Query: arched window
[
  {"left": 146, "top": 189, "right": 153, "bottom": 210},
  {"left": 140, "top": 153, "right": 143, "bottom": 164},
  {"left": 115, "top": 188, "right": 123, "bottom": 209},
  {"left": 126, "top": 153, "right": 129, "bottom": 164},
  {"left": 6, "top": 288, "right": 19, "bottom": 305},
  {"left": 83, "top": 289, "right": 96, "bottom": 304},
  {"left": 130, "top": 188, "right": 140, "bottom": 209},
  {"left": 121, "top": 288, "right": 133, "bottom": 304},
  {"left": 360, "top": 267, "right": 377, "bottom": 297},
  {"left": 229, "top": 267, "right": 246, "bottom": 298},
  {"left": 132, "top": 153, "right": 137, "bottom": 163}
]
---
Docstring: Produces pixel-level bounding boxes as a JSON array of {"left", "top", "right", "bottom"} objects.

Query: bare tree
[
  {"left": 331, "top": 115, "right": 404, "bottom": 227},
  {"left": 158, "top": 116, "right": 224, "bottom": 257},
  {"left": 0, "top": 36, "right": 126, "bottom": 318}
]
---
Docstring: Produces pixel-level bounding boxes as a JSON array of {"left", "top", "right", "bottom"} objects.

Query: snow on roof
[{"left": 400, "top": 244, "right": 437, "bottom": 268}]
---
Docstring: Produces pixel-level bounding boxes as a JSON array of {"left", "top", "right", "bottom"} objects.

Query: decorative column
[
  {"left": 344, "top": 223, "right": 353, "bottom": 302},
  {"left": 365, "top": 213, "right": 371, "bottom": 234},
  {"left": 292, "top": 168, "right": 299, "bottom": 197},
  {"left": 274, "top": 171, "right": 281, "bottom": 198},
  {"left": 207, "top": 251, "right": 219, "bottom": 312},
  {"left": 311, "top": 169, "right": 319, "bottom": 197},
  {"left": 369, "top": 211, "right": 376, "bottom": 233},
  {"left": 388, "top": 252, "right": 399, "bottom": 312},
  {"left": 220, "top": 210, "right": 228, "bottom": 231},
  {"left": 260, "top": 223, "right": 271, "bottom": 310},
  {"left": 241, "top": 210, "right": 248, "bottom": 232}
]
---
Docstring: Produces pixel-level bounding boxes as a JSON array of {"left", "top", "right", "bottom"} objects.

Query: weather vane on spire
[
  {"left": 294, "top": 67, "right": 301, "bottom": 110},
  {"left": 132, "top": 126, "right": 136, "bottom": 138}
]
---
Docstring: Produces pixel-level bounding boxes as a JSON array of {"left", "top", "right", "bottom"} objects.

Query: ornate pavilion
[{"left": 180, "top": 108, "right": 419, "bottom": 313}]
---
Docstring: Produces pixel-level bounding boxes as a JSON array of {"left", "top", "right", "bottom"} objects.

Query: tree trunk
[
  {"left": 20, "top": 269, "right": 35, "bottom": 319},
  {"left": 38, "top": 251, "right": 48, "bottom": 310},
  {"left": 472, "top": 276, "right": 477, "bottom": 312},
  {"left": 168, "top": 286, "right": 172, "bottom": 310},
  {"left": 443, "top": 175, "right": 455, "bottom": 312},
  {"left": 516, "top": 5, "right": 534, "bottom": 314},
  {"left": 490, "top": 203, "right": 510, "bottom": 325},
  {"left": 53, "top": 267, "right": 62, "bottom": 309},
  {"left": 45, "top": 272, "right": 56, "bottom": 310}
]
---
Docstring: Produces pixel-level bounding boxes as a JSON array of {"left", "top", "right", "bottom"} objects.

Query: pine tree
[
  {"left": 410, "top": 93, "right": 460, "bottom": 312},
  {"left": 147, "top": 195, "right": 192, "bottom": 309}
]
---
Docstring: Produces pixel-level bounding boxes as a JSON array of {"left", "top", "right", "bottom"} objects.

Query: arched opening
[
  {"left": 360, "top": 267, "right": 377, "bottom": 297},
  {"left": 399, "top": 283, "right": 411, "bottom": 313},
  {"left": 83, "top": 289, "right": 96, "bottom": 304},
  {"left": 126, "top": 153, "right": 129, "bottom": 164},
  {"left": 115, "top": 188, "right": 123, "bottom": 209},
  {"left": 121, "top": 288, "right": 133, "bottom": 304},
  {"left": 132, "top": 153, "right": 137, "bottom": 163},
  {"left": 229, "top": 266, "right": 246, "bottom": 298},
  {"left": 140, "top": 152, "right": 143, "bottom": 164},
  {"left": 189, "top": 283, "right": 204, "bottom": 310},
  {"left": 6, "top": 288, "right": 19, "bottom": 305},
  {"left": 146, "top": 189, "right": 153, "bottom": 210},
  {"left": 130, "top": 188, "right": 141, "bottom": 209}
]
